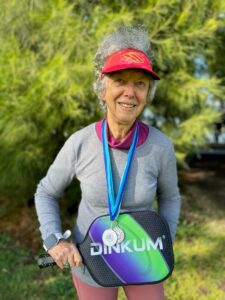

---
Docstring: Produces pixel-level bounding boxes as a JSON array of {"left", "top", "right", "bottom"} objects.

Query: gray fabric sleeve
[
  {"left": 157, "top": 142, "right": 181, "bottom": 242},
  {"left": 34, "top": 135, "right": 77, "bottom": 240}
]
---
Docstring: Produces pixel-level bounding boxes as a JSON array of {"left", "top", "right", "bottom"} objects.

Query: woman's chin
[
  {"left": 115, "top": 115, "right": 137, "bottom": 126},
  {"left": 116, "top": 109, "right": 138, "bottom": 122}
]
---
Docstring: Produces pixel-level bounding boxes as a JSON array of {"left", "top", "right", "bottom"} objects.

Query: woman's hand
[{"left": 48, "top": 241, "right": 82, "bottom": 269}]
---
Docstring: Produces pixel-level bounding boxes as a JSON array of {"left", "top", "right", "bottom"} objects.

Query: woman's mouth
[{"left": 118, "top": 102, "right": 137, "bottom": 108}]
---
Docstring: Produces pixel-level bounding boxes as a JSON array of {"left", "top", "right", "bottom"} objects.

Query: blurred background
[{"left": 0, "top": 0, "right": 225, "bottom": 299}]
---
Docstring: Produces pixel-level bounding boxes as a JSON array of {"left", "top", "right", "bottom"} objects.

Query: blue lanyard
[{"left": 102, "top": 119, "right": 139, "bottom": 221}]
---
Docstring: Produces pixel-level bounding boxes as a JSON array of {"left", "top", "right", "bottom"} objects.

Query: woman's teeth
[{"left": 118, "top": 103, "right": 136, "bottom": 108}]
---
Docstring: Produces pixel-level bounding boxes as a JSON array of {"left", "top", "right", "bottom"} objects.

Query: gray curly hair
[{"left": 93, "top": 26, "right": 158, "bottom": 111}]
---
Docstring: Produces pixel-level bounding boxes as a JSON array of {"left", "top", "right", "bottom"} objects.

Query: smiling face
[{"left": 102, "top": 69, "right": 151, "bottom": 128}]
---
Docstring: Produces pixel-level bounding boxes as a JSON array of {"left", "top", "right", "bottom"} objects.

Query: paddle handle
[{"left": 38, "top": 253, "right": 56, "bottom": 268}]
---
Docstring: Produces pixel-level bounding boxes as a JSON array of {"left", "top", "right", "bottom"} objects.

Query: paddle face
[{"left": 78, "top": 211, "right": 174, "bottom": 287}]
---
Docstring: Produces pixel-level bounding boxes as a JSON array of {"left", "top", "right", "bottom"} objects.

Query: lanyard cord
[{"left": 102, "top": 119, "right": 139, "bottom": 221}]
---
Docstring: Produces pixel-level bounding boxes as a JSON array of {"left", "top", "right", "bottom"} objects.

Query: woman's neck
[{"left": 107, "top": 118, "right": 135, "bottom": 140}]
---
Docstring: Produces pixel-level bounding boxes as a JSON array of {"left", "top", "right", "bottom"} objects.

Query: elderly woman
[{"left": 35, "top": 27, "right": 180, "bottom": 300}]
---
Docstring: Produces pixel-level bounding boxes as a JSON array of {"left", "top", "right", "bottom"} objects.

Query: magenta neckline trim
[{"left": 95, "top": 119, "right": 149, "bottom": 149}]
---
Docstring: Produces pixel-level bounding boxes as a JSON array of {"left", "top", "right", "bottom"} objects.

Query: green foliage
[
  {"left": 138, "top": 0, "right": 225, "bottom": 164},
  {"left": 0, "top": 0, "right": 225, "bottom": 201},
  {"left": 0, "top": 0, "right": 100, "bottom": 200},
  {"left": 209, "top": 13, "right": 225, "bottom": 84}
]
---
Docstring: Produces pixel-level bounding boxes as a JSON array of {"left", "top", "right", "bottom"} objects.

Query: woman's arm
[
  {"left": 35, "top": 134, "right": 82, "bottom": 268},
  {"left": 157, "top": 142, "right": 181, "bottom": 242}
]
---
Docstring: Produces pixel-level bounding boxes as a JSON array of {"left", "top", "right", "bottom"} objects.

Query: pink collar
[{"left": 95, "top": 119, "right": 149, "bottom": 149}]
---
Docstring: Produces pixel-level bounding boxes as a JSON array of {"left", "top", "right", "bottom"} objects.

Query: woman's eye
[
  {"left": 136, "top": 81, "right": 146, "bottom": 87},
  {"left": 114, "top": 78, "right": 124, "bottom": 85}
]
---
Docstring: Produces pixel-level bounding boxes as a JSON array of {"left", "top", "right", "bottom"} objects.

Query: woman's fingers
[
  {"left": 73, "top": 244, "right": 83, "bottom": 267},
  {"left": 67, "top": 244, "right": 83, "bottom": 267},
  {"left": 48, "top": 241, "right": 82, "bottom": 269}
]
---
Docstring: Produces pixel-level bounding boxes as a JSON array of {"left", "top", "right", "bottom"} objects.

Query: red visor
[{"left": 101, "top": 48, "right": 160, "bottom": 80}]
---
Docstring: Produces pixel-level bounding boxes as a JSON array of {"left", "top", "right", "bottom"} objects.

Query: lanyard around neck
[{"left": 102, "top": 119, "right": 139, "bottom": 221}]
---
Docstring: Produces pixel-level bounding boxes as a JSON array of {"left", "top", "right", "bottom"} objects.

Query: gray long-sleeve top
[{"left": 35, "top": 122, "right": 181, "bottom": 286}]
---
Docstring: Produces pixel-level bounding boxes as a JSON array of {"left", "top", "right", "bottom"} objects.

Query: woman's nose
[{"left": 123, "top": 83, "right": 135, "bottom": 98}]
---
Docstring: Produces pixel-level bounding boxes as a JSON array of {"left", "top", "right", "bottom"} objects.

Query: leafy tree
[
  {"left": 134, "top": 0, "right": 225, "bottom": 163},
  {"left": 208, "top": 12, "right": 225, "bottom": 120},
  {"left": 0, "top": 0, "right": 224, "bottom": 202}
]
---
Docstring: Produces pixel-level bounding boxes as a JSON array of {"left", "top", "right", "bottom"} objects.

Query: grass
[
  {"left": 1, "top": 219, "right": 225, "bottom": 300},
  {"left": 164, "top": 179, "right": 225, "bottom": 300},
  {"left": 1, "top": 172, "right": 225, "bottom": 299},
  {"left": 0, "top": 234, "right": 76, "bottom": 300},
  {"left": 166, "top": 220, "right": 225, "bottom": 300}
]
